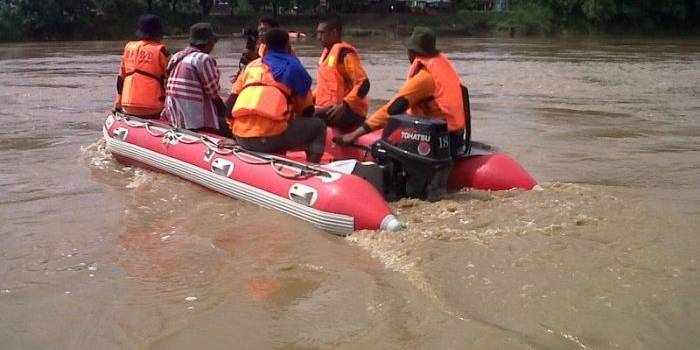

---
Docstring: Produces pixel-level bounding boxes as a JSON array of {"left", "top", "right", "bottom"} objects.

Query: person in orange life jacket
[
  {"left": 114, "top": 14, "right": 170, "bottom": 118},
  {"left": 313, "top": 16, "right": 370, "bottom": 130},
  {"left": 227, "top": 28, "right": 326, "bottom": 163},
  {"left": 232, "top": 16, "right": 296, "bottom": 83},
  {"left": 232, "top": 16, "right": 277, "bottom": 83},
  {"left": 235, "top": 28, "right": 258, "bottom": 77},
  {"left": 256, "top": 16, "right": 297, "bottom": 57},
  {"left": 162, "top": 23, "right": 231, "bottom": 137},
  {"left": 338, "top": 27, "right": 471, "bottom": 156},
  {"left": 255, "top": 16, "right": 281, "bottom": 57}
]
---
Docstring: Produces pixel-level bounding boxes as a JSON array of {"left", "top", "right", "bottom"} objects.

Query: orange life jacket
[
  {"left": 120, "top": 40, "right": 166, "bottom": 111},
  {"left": 257, "top": 43, "right": 267, "bottom": 57},
  {"left": 231, "top": 59, "right": 292, "bottom": 137},
  {"left": 406, "top": 53, "right": 466, "bottom": 132},
  {"left": 315, "top": 42, "right": 368, "bottom": 116}
]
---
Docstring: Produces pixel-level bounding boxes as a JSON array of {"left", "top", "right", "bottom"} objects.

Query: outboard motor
[{"left": 372, "top": 114, "right": 453, "bottom": 201}]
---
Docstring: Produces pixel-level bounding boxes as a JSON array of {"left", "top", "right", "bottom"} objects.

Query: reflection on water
[{"left": 0, "top": 36, "right": 699, "bottom": 349}]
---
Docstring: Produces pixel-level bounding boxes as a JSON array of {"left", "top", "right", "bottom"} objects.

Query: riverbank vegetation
[
  {"left": 0, "top": 0, "right": 698, "bottom": 42},
  {"left": 496, "top": 0, "right": 699, "bottom": 35}
]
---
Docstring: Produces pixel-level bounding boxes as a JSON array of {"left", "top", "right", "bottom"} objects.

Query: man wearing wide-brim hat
[
  {"left": 114, "top": 14, "right": 171, "bottom": 118},
  {"left": 338, "top": 26, "right": 472, "bottom": 156},
  {"left": 163, "top": 22, "right": 231, "bottom": 137}
]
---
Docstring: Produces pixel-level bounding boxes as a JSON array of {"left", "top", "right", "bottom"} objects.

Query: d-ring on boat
[{"left": 103, "top": 112, "right": 538, "bottom": 235}]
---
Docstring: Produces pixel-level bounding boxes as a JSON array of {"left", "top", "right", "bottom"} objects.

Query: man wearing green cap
[
  {"left": 163, "top": 22, "right": 230, "bottom": 136},
  {"left": 338, "top": 26, "right": 471, "bottom": 156}
]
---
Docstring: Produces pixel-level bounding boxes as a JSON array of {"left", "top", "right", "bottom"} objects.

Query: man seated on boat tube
[
  {"left": 227, "top": 28, "right": 326, "bottom": 163},
  {"left": 162, "top": 23, "right": 230, "bottom": 137},
  {"left": 313, "top": 16, "right": 370, "bottom": 130},
  {"left": 114, "top": 14, "right": 170, "bottom": 118},
  {"left": 338, "top": 26, "right": 471, "bottom": 156}
]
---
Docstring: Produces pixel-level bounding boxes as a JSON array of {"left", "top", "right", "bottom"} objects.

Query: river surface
[{"left": 0, "top": 35, "right": 698, "bottom": 349}]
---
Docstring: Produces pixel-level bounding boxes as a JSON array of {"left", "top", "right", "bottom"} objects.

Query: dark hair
[
  {"left": 258, "top": 15, "right": 279, "bottom": 28},
  {"left": 244, "top": 28, "right": 258, "bottom": 50},
  {"left": 265, "top": 28, "right": 289, "bottom": 51},
  {"left": 136, "top": 14, "right": 164, "bottom": 39},
  {"left": 320, "top": 15, "right": 342, "bottom": 36}
]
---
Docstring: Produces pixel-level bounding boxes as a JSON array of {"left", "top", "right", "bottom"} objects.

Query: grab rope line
[
  {"left": 144, "top": 123, "right": 168, "bottom": 137},
  {"left": 173, "top": 132, "right": 202, "bottom": 144},
  {"left": 228, "top": 145, "right": 270, "bottom": 165},
  {"left": 112, "top": 112, "right": 331, "bottom": 180},
  {"left": 271, "top": 162, "right": 314, "bottom": 179}
]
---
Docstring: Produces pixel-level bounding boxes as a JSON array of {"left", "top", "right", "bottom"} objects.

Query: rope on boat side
[
  {"left": 229, "top": 146, "right": 271, "bottom": 165},
  {"left": 144, "top": 123, "right": 168, "bottom": 137},
  {"left": 200, "top": 136, "right": 234, "bottom": 155},
  {"left": 112, "top": 112, "right": 333, "bottom": 180},
  {"left": 173, "top": 132, "right": 201, "bottom": 144}
]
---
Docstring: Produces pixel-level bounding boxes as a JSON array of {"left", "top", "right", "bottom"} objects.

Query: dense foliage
[
  {"left": 501, "top": 0, "right": 698, "bottom": 34},
  {"left": 0, "top": 0, "right": 234, "bottom": 41},
  {"left": 0, "top": 0, "right": 697, "bottom": 41}
]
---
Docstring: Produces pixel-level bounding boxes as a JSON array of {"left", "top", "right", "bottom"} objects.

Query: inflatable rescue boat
[{"left": 103, "top": 112, "right": 538, "bottom": 235}]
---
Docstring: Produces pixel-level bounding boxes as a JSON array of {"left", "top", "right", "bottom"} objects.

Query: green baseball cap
[
  {"left": 190, "top": 22, "right": 218, "bottom": 45},
  {"left": 404, "top": 26, "right": 439, "bottom": 56}
]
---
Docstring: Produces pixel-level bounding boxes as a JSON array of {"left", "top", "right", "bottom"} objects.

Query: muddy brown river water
[{"left": 0, "top": 35, "right": 698, "bottom": 349}]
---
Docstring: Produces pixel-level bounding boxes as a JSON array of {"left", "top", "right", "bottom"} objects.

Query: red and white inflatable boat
[{"left": 103, "top": 113, "right": 538, "bottom": 235}]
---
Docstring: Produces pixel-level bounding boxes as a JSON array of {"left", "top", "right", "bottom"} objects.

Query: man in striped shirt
[{"left": 162, "top": 23, "right": 229, "bottom": 136}]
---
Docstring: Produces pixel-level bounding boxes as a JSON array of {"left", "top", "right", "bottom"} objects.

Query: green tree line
[
  {"left": 495, "top": 0, "right": 699, "bottom": 34},
  {"left": 0, "top": 0, "right": 698, "bottom": 41},
  {"left": 0, "top": 0, "right": 322, "bottom": 41},
  {"left": 0, "top": 0, "right": 221, "bottom": 41}
]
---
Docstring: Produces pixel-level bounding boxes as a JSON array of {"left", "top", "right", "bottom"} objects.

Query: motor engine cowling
[{"left": 372, "top": 114, "right": 453, "bottom": 201}]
